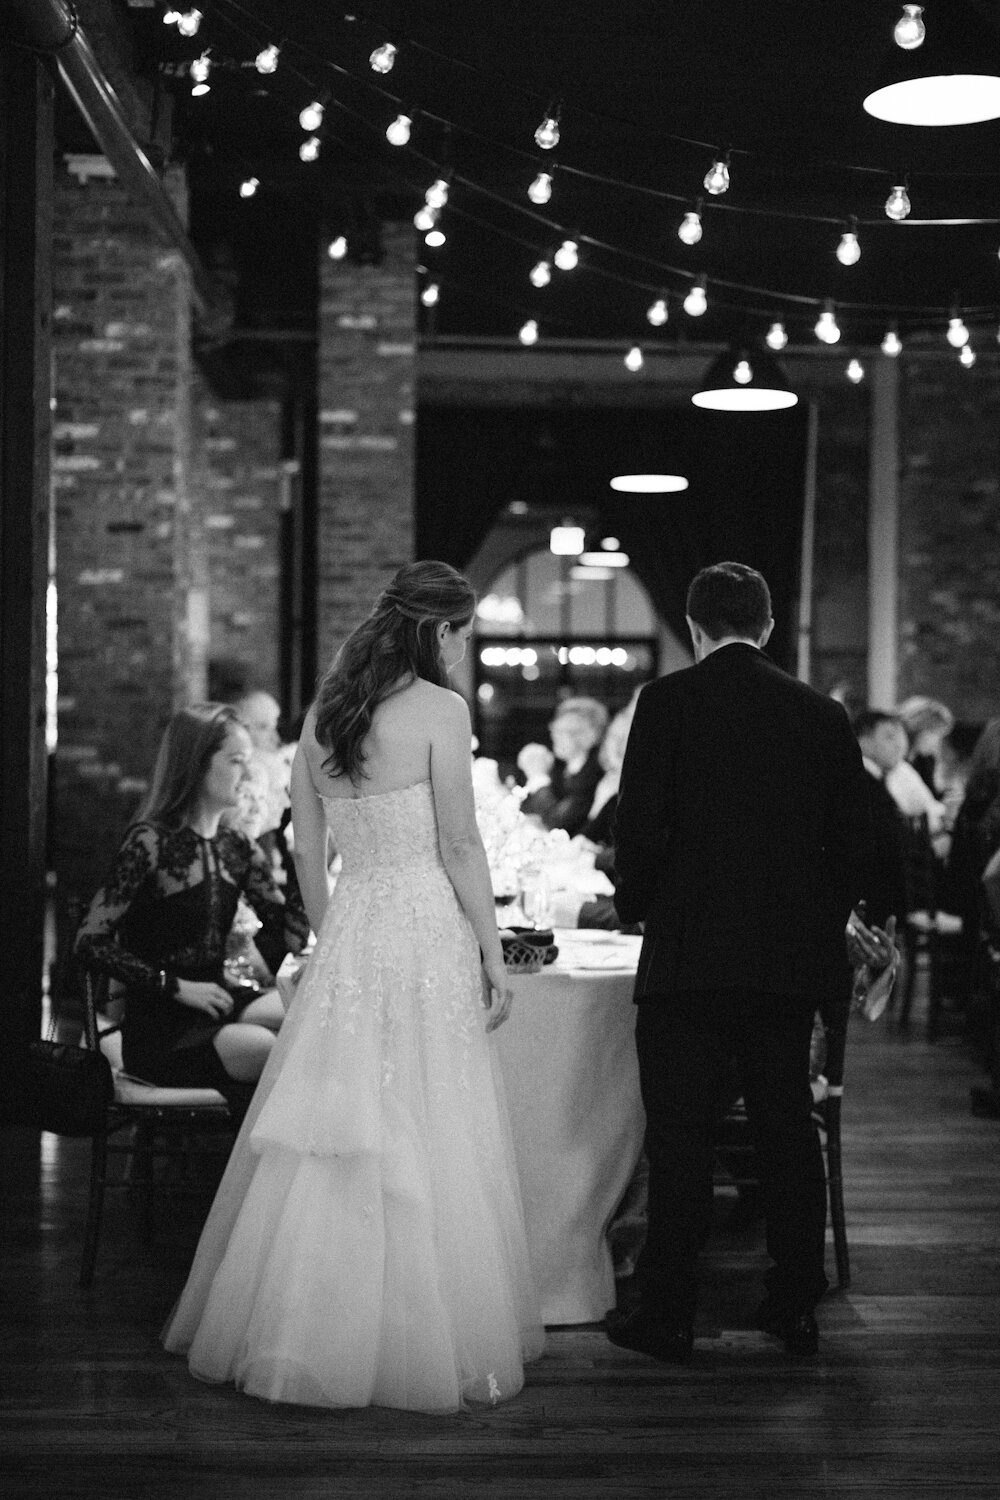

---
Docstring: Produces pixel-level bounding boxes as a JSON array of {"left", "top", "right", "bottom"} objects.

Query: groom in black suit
[{"left": 608, "top": 562, "right": 870, "bottom": 1360}]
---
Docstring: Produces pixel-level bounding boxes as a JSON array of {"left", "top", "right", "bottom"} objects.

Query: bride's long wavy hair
[{"left": 314, "top": 560, "right": 476, "bottom": 780}]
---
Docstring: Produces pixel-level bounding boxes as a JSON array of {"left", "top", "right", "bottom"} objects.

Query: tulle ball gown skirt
[{"left": 162, "top": 781, "right": 544, "bottom": 1411}]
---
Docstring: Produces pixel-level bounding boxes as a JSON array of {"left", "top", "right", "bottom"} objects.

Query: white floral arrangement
[{"left": 472, "top": 757, "right": 569, "bottom": 899}]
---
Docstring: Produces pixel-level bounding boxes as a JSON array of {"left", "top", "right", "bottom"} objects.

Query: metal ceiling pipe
[{"left": 8, "top": 0, "right": 212, "bottom": 312}]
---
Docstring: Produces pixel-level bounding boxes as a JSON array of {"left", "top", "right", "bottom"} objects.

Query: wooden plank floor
[{"left": 3, "top": 990, "right": 999, "bottom": 1499}]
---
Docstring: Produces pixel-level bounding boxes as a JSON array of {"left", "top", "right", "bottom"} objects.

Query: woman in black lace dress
[{"left": 75, "top": 703, "right": 309, "bottom": 1101}]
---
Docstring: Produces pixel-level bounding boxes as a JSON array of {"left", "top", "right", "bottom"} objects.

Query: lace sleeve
[
  {"left": 241, "top": 835, "right": 311, "bottom": 957},
  {"left": 74, "top": 823, "right": 164, "bottom": 991}
]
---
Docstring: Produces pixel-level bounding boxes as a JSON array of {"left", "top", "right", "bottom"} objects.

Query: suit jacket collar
[{"left": 696, "top": 641, "right": 764, "bottom": 669}]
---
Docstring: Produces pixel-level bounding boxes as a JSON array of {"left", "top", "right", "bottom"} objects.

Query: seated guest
[
  {"left": 579, "top": 692, "right": 640, "bottom": 863},
  {"left": 231, "top": 689, "right": 295, "bottom": 882},
  {"left": 895, "top": 696, "right": 955, "bottom": 798},
  {"left": 854, "top": 710, "right": 911, "bottom": 928},
  {"left": 518, "top": 697, "right": 608, "bottom": 836},
  {"left": 947, "top": 718, "right": 1000, "bottom": 949},
  {"left": 75, "top": 703, "right": 309, "bottom": 1115},
  {"left": 879, "top": 715, "right": 947, "bottom": 838}
]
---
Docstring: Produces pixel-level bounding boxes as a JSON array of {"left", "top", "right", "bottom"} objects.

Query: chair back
[{"left": 817, "top": 995, "right": 850, "bottom": 1092}]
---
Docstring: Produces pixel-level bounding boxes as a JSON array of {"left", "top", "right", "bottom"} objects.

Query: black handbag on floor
[{"left": 8, "top": 1038, "right": 113, "bottom": 1137}]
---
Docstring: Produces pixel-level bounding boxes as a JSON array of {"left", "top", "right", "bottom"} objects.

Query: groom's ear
[{"left": 759, "top": 617, "right": 775, "bottom": 648}]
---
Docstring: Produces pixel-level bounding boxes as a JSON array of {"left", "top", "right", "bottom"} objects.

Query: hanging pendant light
[
  {"left": 863, "top": 4, "right": 1000, "bottom": 124},
  {"left": 691, "top": 346, "right": 798, "bottom": 412}
]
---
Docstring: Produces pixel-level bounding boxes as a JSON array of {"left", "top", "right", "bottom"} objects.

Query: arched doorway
[{"left": 469, "top": 544, "right": 678, "bottom": 774}]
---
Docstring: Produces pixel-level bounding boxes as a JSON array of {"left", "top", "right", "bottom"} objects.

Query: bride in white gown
[{"left": 163, "top": 561, "right": 544, "bottom": 1411}]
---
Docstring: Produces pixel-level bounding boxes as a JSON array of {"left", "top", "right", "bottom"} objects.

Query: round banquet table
[{"left": 494, "top": 928, "right": 645, "bottom": 1326}]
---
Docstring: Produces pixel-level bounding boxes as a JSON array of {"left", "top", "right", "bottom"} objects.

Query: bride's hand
[{"left": 482, "top": 954, "right": 513, "bottom": 1033}]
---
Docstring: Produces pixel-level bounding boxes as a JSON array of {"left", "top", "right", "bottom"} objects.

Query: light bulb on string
[
  {"left": 683, "top": 277, "right": 707, "bottom": 317},
  {"left": 163, "top": 9, "right": 180, "bottom": 25},
  {"left": 946, "top": 313, "right": 969, "bottom": 347},
  {"left": 846, "top": 358, "right": 865, "bottom": 383},
  {"left": 298, "top": 100, "right": 324, "bottom": 132},
  {"left": 255, "top": 43, "right": 280, "bottom": 75},
  {"left": 529, "top": 260, "right": 551, "bottom": 288},
  {"left": 960, "top": 343, "right": 976, "bottom": 367},
  {"left": 765, "top": 321, "right": 788, "bottom": 350},
  {"left": 881, "top": 327, "right": 903, "bottom": 356},
  {"left": 424, "top": 228, "right": 446, "bottom": 249},
  {"left": 369, "top": 42, "right": 397, "bottom": 73},
  {"left": 176, "top": 9, "right": 202, "bottom": 37},
  {"left": 386, "top": 113, "right": 412, "bottom": 147},
  {"left": 836, "top": 220, "right": 861, "bottom": 265},
  {"left": 554, "top": 239, "right": 578, "bottom": 271},
  {"left": 327, "top": 236, "right": 347, "bottom": 260},
  {"left": 885, "top": 183, "right": 911, "bottom": 220},
  {"left": 646, "top": 298, "right": 669, "bottom": 327},
  {"left": 191, "top": 80, "right": 210, "bottom": 97},
  {"left": 299, "top": 137, "right": 321, "bottom": 163},
  {"left": 893, "top": 4, "right": 925, "bottom": 49},
  {"left": 413, "top": 205, "right": 438, "bottom": 232},
  {"left": 624, "top": 346, "right": 644, "bottom": 372},
  {"left": 239, "top": 177, "right": 259, "bottom": 199},
  {"left": 420, "top": 282, "right": 440, "bottom": 307},
  {"left": 678, "top": 208, "right": 703, "bottom": 246},
  {"left": 425, "top": 178, "right": 449, "bottom": 210},
  {"left": 703, "top": 154, "right": 730, "bottom": 195},
  {"left": 815, "top": 300, "right": 841, "bottom": 343},
  {"left": 528, "top": 171, "right": 553, "bottom": 205},
  {"left": 534, "top": 107, "right": 561, "bottom": 151},
  {"left": 732, "top": 359, "right": 753, "bottom": 385},
  {"left": 519, "top": 319, "right": 539, "bottom": 346},
  {"left": 189, "top": 52, "right": 210, "bottom": 84}
]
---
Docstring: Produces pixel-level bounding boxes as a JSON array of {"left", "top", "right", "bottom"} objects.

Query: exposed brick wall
[
  {"left": 51, "top": 161, "right": 288, "bottom": 895},
  {"left": 51, "top": 160, "right": 202, "bottom": 893},
  {"left": 192, "top": 376, "right": 284, "bottom": 699},
  {"left": 897, "top": 345, "right": 1000, "bottom": 722},
  {"left": 317, "top": 223, "right": 416, "bottom": 671}
]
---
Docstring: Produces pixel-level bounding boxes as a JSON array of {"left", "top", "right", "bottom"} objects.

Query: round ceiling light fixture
[
  {"left": 691, "top": 347, "right": 798, "bottom": 412},
  {"left": 609, "top": 474, "right": 689, "bottom": 493},
  {"left": 863, "top": 6, "right": 1000, "bottom": 124}
]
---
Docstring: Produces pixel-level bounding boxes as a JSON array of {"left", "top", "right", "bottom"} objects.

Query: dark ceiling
[{"left": 70, "top": 2, "right": 1000, "bottom": 370}]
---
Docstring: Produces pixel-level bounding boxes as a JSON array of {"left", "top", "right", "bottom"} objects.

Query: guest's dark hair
[
  {"left": 137, "top": 703, "right": 244, "bottom": 827},
  {"left": 686, "top": 562, "right": 772, "bottom": 641},
  {"left": 314, "top": 560, "right": 476, "bottom": 780},
  {"left": 963, "top": 716, "right": 1000, "bottom": 803},
  {"left": 853, "top": 708, "right": 901, "bottom": 741}
]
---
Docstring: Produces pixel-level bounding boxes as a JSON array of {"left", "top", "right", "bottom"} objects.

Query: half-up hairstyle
[
  {"left": 314, "top": 560, "right": 476, "bottom": 781},
  {"left": 137, "top": 703, "right": 244, "bottom": 827}
]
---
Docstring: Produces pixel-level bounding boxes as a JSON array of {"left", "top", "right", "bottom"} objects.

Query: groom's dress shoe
[
  {"left": 756, "top": 1304, "right": 819, "bottom": 1356},
  {"left": 605, "top": 1307, "right": 694, "bottom": 1363}
]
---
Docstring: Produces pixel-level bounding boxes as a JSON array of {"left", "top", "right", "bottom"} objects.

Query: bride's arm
[
  {"left": 432, "top": 693, "right": 512, "bottom": 1031},
  {"left": 290, "top": 717, "right": 333, "bottom": 935}
]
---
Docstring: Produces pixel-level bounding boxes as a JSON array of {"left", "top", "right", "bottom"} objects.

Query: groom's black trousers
[{"left": 633, "top": 989, "right": 829, "bottom": 1326}]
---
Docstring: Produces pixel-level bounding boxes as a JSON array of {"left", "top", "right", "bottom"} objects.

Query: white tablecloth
[{"left": 495, "top": 929, "right": 644, "bottom": 1326}]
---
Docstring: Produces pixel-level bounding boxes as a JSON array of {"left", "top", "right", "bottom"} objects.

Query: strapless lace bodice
[{"left": 321, "top": 779, "right": 441, "bottom": 876}]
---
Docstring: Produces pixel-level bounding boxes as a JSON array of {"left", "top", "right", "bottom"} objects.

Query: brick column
[
  {"left": 192, "top": 376, "right": 285, "bottom": 698},
  {"left": 897, "top": 343, "right": 1000, "bottom": 720},
  {"left": 317, "top": 222, "right": 416, "bottom": 670},
  {"left": 51, "top": 156, "right": 202, "bottom": 892}
]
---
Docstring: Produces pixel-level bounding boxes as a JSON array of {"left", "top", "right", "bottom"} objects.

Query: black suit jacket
[
  {"left": 614, "top": 644, "right": 871, "bottom": 1004},
  {"left": 860, "top": 768, "right": 909, "bottom": 926}
]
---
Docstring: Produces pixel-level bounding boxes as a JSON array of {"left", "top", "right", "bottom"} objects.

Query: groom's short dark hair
[{"left": 686, "top": 562, "right": 772, "bottom": 642}]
